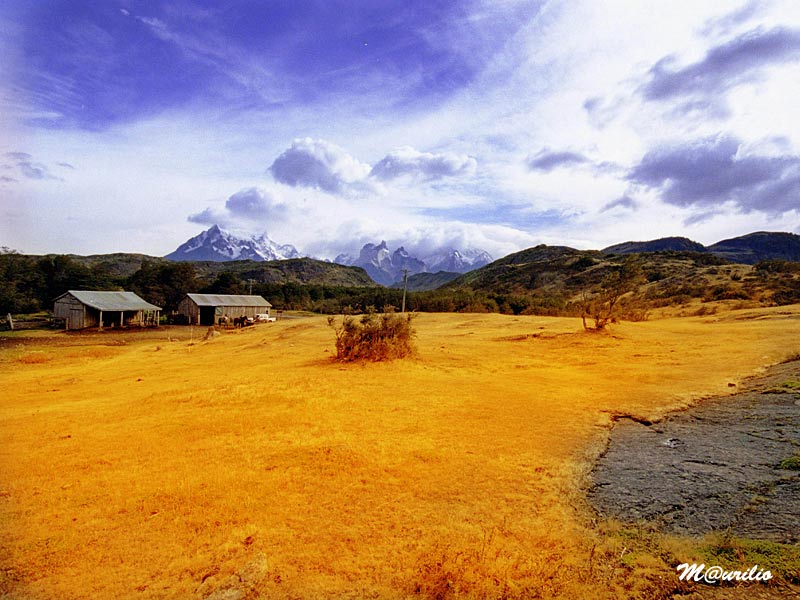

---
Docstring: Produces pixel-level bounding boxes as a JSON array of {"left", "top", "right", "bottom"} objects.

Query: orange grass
[{"left": 1, "top": 307, "right": 799, "bottom": 598}]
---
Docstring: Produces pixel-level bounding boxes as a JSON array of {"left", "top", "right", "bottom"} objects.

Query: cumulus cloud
[
  {"left": 225, "top": 187, "right": 287, "bottom": 219},
  {"left": 268, "top": 137, "right": 370, "bottom": 194},
  {"left": 627, "top": 135, "right": 800, "bottom": 214},
  {"left": 369, "top": 146, "right": 476, "bottom": 181},
  {"left": 189, "top": 187, "right": 288, "bottom": 226},
  {"left": 526, "top": 150, "right": 589, "bottom": 172},
  {"left": 642, "top": 27, "right": 800, "bottom": 114},
  {"left": 187, "top": 208, "right": 223, "bottom": 226}
]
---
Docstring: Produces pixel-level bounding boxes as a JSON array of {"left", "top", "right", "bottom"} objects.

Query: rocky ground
[{"left": 590, "top": 359, "right": 800, "bottom": 543}]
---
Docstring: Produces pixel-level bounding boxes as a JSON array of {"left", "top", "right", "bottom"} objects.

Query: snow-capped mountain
[
  {"left": 335, "top": 241, "right": 492, "bottom": 285},
  {"left": 166, "top": 228, "right": 492, "bottom": 282},
  {"left": 165, "top": 225, "right": 300, "bottom": 262},
  {"left": 423, "top": 248, "right": 493, "bottom": 273}
]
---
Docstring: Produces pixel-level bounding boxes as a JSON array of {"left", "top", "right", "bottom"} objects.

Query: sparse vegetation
[
  {"left": 697, "top": 532, "right": 800, "bottom": 583},
  {"left": 580, "top": 259, "right": 644, "bottom": 330},
  {"left": 779, "top": 454, "right": 800, "bottom": 470},
  {"left": 327, "top": 307, "right": 415, "bottom": 361}
]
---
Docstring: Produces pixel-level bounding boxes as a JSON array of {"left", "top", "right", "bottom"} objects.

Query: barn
[
  {"left": 54, "top": 290, "right": 161, "bottom": 330},
  {"left": 177, "top": 294, "right": 272, "bottom": 326}
]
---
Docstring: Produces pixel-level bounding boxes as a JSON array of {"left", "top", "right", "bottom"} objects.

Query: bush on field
[{"left": 327, "top": 307, "right": 416, "bottom": 361}]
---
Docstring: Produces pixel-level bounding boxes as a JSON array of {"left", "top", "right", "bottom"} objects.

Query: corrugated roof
[
  {"left": 62, "top": 290, "right": 161, "bottom": 311},
  {"left": 186, "top": 293, "right": 272, "bottom": 307}
]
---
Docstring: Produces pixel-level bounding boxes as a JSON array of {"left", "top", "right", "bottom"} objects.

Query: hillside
[
  {"left": 389, "top": 270, "right": 461, "bottom": 291},
  {"left": 602, "top": 236, "right": 707, "bottom": 254},
  {"left": 443, "top": 244, "right": 800, "bottom": 312},
  {"left": 59, "top": 253, "right": 165, "bottom": 277},
  {"left": 708, "top": 231, "right": 800, "bottom": 264},
  {"left": 604, "top": 231, "right": 800, "bottom": 264},
  {"left": 42, "top": 253, "right": 375, "bottom": 287},
  {"left": 185, "top": 257, "right": 377, "bottom": 286}
]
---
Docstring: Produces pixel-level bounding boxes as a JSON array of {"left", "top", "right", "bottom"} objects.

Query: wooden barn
[
  {"left": 177, "top": 294, "right": 272, "bottom": 326},
  {"left": 54, "top": 290, "right": 161, "bottom": 330}
]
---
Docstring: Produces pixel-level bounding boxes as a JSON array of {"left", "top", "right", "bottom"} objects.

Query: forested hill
[{"left": 0, "top": 252, "right": 375, "bottom": 314}]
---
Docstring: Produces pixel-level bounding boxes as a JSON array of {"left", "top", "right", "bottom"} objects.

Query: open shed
[
  {"left": 177, "top": 294, "right": 272, "bottom": 326},
  {"left": 54, "top": 290, "right": 161, "bottom": 330}
]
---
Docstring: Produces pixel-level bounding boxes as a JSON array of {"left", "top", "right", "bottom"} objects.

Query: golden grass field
[{"left": 1, "top": 307, "right": 799, "bottom": 599}]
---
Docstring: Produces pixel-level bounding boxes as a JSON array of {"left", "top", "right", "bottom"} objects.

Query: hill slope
[
  {"left": 390, "top": 271, "right": 461, "bottom": 291},
  {"left": 708, "top": 231, "right": 800, "bottom": 264},
  {"left": 192, "top": 257, "right": 377, "bottom": 286},
  {"left": 603, "top": 237, "right": 707, "bottom": 254},
  {"left": 440, "top": 244, "right": 800, "bottom": 311}
]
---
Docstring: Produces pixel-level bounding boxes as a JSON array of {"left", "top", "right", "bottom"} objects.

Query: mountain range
[
  {"left": 334, "top": 241, "right": 493, "bottom": 286},
  {"left": 166, "top": 226, "right": 493, "bottom": 286},
  {"left": 165, "top": 225, "right": 301, "bottom": 262},
  {"left": 163, "top": 227, "right": 800, "bottom": 289}
]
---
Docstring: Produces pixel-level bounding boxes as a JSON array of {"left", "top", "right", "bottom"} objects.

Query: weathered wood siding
[
  {"left": 53, "top": 293, "right": 94, "bottom": 329},
  {"left": 177, "top": 297, "right": 201, "bottom": 324}
]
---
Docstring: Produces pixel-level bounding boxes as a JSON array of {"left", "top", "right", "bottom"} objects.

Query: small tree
[
  {"left": 327, "top": 306, "right": 416, "bottom": 361},
  {"left": 580, "top": 259, "right": 644, "bottom": 331}
]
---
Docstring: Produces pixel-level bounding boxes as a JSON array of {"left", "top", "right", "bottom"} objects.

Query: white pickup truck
[{"left": 254, "top": 313, "right": 276, "bottom": 323}]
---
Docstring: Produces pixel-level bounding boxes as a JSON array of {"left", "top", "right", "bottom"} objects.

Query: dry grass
[{"left": 1, "top": 307, "right": 799, "bottom": 598}]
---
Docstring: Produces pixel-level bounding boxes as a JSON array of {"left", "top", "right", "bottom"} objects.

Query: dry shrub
[{"left": 327, "top": 307, "right": 415, "bottom": 361}]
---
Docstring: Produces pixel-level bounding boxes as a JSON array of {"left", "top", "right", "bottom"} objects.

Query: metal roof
[
  {"left": 61, "top": 290, "right": 161, "bottom": 311},
  {"left": 186, "top": 293, "right": 272, "bottom": 307}
]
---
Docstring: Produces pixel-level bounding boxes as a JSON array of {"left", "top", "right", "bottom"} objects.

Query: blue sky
[{"left": 1, "top": 0, "right": 799, "bottom": 259}]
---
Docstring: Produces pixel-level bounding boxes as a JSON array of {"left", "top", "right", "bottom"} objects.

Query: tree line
[{"left": 0, "top": 251, "right": 575, "bottom": 318}]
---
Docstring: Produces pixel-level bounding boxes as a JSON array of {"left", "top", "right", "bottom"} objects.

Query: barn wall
[
  {"left": 177, "top": 297, "right": 200, "bottom": 324},
  {"left": 54, "top": 294, "right": 87, "bottom": 330},
  {"left": 219, "top": 305, "right": 262, "bottom": 319}
]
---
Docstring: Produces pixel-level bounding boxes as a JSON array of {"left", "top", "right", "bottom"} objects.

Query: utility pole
[
  {"left": 401, "top": 269, "right": 409, "bottom": 313},
  {"left": 248, "top": 278, "right": 255, "bottom": 295}
]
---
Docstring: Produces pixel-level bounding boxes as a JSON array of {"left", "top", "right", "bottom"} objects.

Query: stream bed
[{"left": 589, "top": 359, "right": 800, "bottom": 543}]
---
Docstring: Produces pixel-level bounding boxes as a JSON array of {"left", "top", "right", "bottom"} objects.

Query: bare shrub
[
  {"left": 327, "top": 307, "right": 416, "bottom": 362},
  {"left": 580, "top": 259, "right": 644, "bottom": 331}
]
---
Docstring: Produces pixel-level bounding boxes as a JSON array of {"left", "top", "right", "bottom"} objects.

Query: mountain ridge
[
  {"left": 602, "top": 231, "right": 800, "bottom": 264},
  {"left": 334, "top": 240, "right": 493, "bottom": 285},
  {"left": 165, "top": 225, "right": 300, "bottom": 262}
]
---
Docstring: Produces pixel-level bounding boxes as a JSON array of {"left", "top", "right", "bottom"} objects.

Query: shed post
[
  {"left": 99, "top": 310, "right": 103, "bottom": 331},
  {"left": 120, "top": 310, "right": 124, "bottom": 328}
]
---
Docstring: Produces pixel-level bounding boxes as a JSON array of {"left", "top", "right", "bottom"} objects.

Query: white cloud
[
  {"left": 268, "top": 137, "right": 372, "bottom": 194},
  {"left": 370, "top": 146, "right": 476, "bottom": 181},
  {"left": 6, "top": 0, "right": 800, "bottom": 258}
]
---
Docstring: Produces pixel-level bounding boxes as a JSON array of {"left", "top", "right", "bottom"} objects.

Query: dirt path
[{"left": 589, "top": 359, "right": 800, "bottom": 543}]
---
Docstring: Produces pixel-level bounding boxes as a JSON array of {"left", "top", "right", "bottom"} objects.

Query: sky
[{"left": 1, "top": 0, "right": 799, "bottom": 260}]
